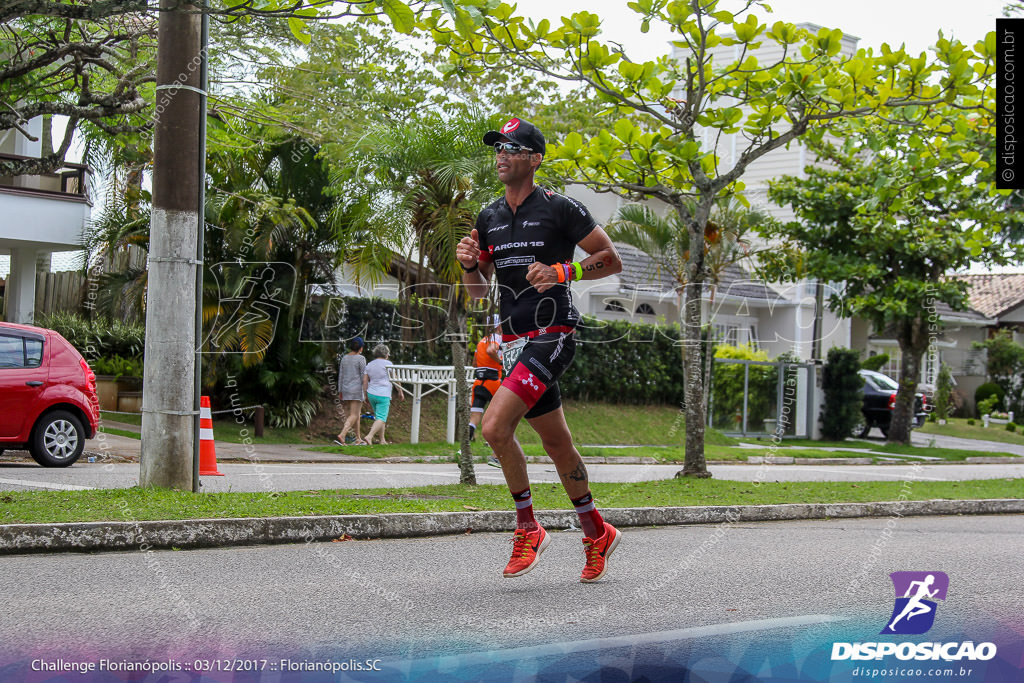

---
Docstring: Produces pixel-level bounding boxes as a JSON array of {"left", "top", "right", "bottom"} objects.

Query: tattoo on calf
[{"left": 561, "top": 461, "right": 588, "bottom": 482}]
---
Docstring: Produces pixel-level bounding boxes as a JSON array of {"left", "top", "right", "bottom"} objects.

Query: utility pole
[{"left": 140, "top": 0, "right": 204, "bottom": 489}]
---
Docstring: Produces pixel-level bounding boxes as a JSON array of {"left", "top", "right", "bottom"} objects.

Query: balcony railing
[{"left": 0, "top": 153, "right": 90, "bottom": 203}]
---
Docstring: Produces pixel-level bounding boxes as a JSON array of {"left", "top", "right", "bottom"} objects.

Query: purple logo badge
[{"left": 881, "top": 571, "right": 949, "bottom": 635}]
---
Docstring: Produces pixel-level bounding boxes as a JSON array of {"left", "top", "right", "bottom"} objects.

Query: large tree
[
  {"left": 425, "top": 0, "right": 993, "bottom": 475},
  {"left": 0, "top": 0, "right": 425, "bottom": 176},
  {"left": 760, "top": 109, "right": 1017, "bottom": 444}
]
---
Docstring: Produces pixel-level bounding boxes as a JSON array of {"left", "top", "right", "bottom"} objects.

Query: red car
[{"left": 0, "top": 322, "right": 99, "bottom": 466}]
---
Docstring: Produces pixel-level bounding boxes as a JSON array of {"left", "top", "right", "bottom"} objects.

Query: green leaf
[
  {"left": 287, "top": 16, "right": 312, "bottom": 44},
  {"left": 380, "top": 0, "right": 416, "bottom": 34}
]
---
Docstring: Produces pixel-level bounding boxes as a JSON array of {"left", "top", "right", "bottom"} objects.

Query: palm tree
[
  {"left": 345, "top": 110, "right": 499, "bottom": 483},
  {"left": 607, "top": 198, "right": 775, "bottom": 412}
]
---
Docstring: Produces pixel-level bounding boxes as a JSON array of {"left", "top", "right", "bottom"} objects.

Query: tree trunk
[
  {"left": 888, "top": 316, "right": 928, "bottom": 445},
  {"left": 140, "top": 0, "right": 202, "bottom": 490},
  {"left": 449, "top": 294, "right": 476, "bottom": 484},
  {"left": 678, "top": 206, "right": 713, "bottom": 479}
]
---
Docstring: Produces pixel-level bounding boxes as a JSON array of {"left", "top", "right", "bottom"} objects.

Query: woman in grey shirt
[{"left": 335, "top": 337, "right": 367, "bottom": 445}]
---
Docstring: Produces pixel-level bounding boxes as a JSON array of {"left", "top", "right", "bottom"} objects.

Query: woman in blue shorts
[{"left": 362, "top": 344, "right": 404, "bottom": 445}]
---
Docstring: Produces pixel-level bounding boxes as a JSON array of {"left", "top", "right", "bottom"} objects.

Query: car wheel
[
  {"left": 30, "top": 410, "right": 85, "bottom": 467},
  {"left": 851, "top": 413, "right": 870, "bottom": 438}
]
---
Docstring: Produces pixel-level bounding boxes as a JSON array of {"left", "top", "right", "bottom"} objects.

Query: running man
[
  {"left": 469, "top": 316, "right": 503, "bottom": 468},
  {"left": 456, "top": 117, "right": 624, "bottom": 582},
  {"left": 886, "top": 574, "right": 940, "bottom": 632}
]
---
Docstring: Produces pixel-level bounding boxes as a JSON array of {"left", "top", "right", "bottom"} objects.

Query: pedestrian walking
[
  {"left": 335, "top": 337, "right": 367, "bottom": 446},
  {"left": 362, "top": 344, "right": 404, "bottom": 445}
]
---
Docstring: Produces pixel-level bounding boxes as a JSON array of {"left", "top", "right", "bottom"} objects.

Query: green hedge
[
  {"left": 708, "top": 345, "right": 778, "bottom": 432},
  {"left": 558, "top": 317, "right": 686, "bottom": 404}
]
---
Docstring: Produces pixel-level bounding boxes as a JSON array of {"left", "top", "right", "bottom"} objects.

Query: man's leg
[
  {"left": 526, "top": 406, "right": 604, "bottom": 538},
  {"left": 481, "top": 385, "right": 550, "bottom": 577},
  {"left": 527, "top": 404, "right": 620, "bottom": 583},
  {"left": 481, "top": 385, "right": 531, "bottom": 496}
]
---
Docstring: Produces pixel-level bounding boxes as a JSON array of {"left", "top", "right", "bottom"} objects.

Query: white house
[{"left": 0, "top": 117, "right": 91, "bottom": 323}]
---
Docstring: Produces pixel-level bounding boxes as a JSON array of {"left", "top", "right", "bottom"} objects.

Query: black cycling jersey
[{"left": 475, "top": 186, "right": 597, "bottom": 337}]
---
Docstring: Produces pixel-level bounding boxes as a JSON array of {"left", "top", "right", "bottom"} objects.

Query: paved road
[
  {"left": 0, "top": 516, "right": 1020, "bottom": 679},
  {"left": 911, "top": 430, "right": 1024, "bottom": 456},
  {"left": 2, "top": 460, "right": 1024, "bottom": 492}
]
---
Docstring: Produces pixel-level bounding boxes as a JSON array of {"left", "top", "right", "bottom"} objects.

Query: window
[
  {"left": 604, "top": 299, "right": 626, "bottom": 313},
  {"left": 0, "top": 335, "right": 44, "bottom": 368},
  {"left": 878, "top": 348, "right": 901, "bottom": 379},
  {"left": 25, "top": 339, "right": 43, "bottom": 367},
  {"left": 711, "top": 322, "right": 757, "bottom": 348},
  {"left": 0, "top": 335, "right": 24, "bottom": 368},
  {"left": 635, "top": 303, "right": 656, "bottom": 316}
]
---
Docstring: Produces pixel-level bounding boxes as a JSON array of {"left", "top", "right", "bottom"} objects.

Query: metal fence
[{"left": 708, "top": 358, "right": 816, "bottom": 438}]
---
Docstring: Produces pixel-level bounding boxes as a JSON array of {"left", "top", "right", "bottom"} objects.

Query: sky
[{"left": 510, "top": 0, "right": 1006, "bottom": 62}]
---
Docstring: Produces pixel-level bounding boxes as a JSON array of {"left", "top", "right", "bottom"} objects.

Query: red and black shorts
[
  {"left": 500, "top": 331, "right": 576, "bottom": 419},
  {"left": 471, "top": 368, "right": 501, "bottom": 412}
]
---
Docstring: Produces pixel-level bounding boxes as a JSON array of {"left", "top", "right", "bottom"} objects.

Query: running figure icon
[
  {"left": 882, "top": 571, "right": 949, "bottom": 635},
  {"left": 886, "top": 574, "right": 939, "bottom": 632}
]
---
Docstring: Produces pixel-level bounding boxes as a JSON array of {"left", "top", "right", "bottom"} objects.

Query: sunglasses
[{"left": 493, "top": 141, "right": 534, "bottom": 155}]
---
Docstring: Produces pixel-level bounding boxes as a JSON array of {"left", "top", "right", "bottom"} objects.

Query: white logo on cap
[{"left": 501, "top": 118, "right": 521, "bottom": 134}]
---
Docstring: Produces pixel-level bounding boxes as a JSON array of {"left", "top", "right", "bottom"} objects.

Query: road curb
[{"left": 1, "top": 498, "right": 1022, "bottom": 555}]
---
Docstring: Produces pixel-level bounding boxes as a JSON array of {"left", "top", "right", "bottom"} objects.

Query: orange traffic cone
[{"left": 199, "top": 395, "right": 224, "bottom": 476}]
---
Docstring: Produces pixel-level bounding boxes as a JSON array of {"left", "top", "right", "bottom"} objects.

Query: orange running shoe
[
  {"left": 580, "top": 522, "right": 621, "bottom": 583},
  {"left": 502, "top": 525, "right": 550, "bottom": 578}
]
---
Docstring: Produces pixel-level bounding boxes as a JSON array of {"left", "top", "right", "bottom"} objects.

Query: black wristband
[{"left": 460, "top": 261, "right": 479, "bottom": 273}]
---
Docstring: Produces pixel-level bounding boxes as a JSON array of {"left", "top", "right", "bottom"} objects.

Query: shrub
[
  {"left": 967, "top": 418, "right": 976, "bottom": 426},
  {"left": 90, "top": 355, "right": 143, "bottom": 380},
  {"left": 821, "top": 347, "right": 864, "bottom": 440},
  {"left": 977, "top": 395, "right": 1000, "bottom": 417},
  {"left": 974, "top": 382, "right": 1005, "bottom": 416},
  {"left": 38, "top": 312, "right": 145, "bottom": 360},
  {"left": 974, "top": 330, "right": 1024, "bottom": 415},
  {"left": 1007, "top": 422, "right": 1018, "bottom": 433},
  {"left": 933, "top": 363, "right": 954, "bottom": 421},
  {"left": 860, "top": 353, "right": 889, "bottom": 372}
]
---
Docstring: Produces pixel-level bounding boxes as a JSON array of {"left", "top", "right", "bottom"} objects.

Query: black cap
[{"left": 483, "top": 117, "right": 546, "bottom": 155}]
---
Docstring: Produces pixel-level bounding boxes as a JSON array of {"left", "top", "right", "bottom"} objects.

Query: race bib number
[{"left": 500, "top": 337, "right": 527, "bottom": 376}]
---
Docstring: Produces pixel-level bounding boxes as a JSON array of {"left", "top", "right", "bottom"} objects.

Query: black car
[{"left": 852, "top": 369, "right": 928, "bottom": 438}]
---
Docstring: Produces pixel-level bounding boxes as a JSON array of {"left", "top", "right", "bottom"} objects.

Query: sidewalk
[{"left": 79, "top": 420, "right": 1024, "bottom": 467}]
